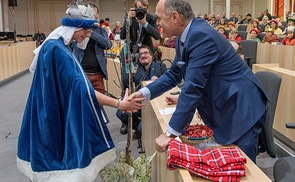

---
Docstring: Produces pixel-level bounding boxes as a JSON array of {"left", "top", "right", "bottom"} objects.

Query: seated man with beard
[{"left": 117, "top": 45, "right": 166, "bottom": 139}]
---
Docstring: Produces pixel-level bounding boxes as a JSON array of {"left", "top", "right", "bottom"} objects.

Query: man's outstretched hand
[
  {"left": 128, "top": 90, "right": 143, "bottom": 101},
  {"left": 120, "top": 88, "right": 145, "bottom": 112}
]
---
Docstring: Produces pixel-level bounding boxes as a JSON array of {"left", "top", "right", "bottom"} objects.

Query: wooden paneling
[
  {"left": 36, "top": 2, "right": 51, "bottom": 33},
  {"left": 256, "top": 43, "right": 295, "bottom": 71},
  {"left": 0, "top": 41, "right": 35, "bottom": 82},
  {"left": 53, "top": 2, "right": 68, "bottom": 29},
  {"left": 35, "top": 0, "right": 68, "bottom": 35},
  {"left": 104, "top": 58, "right": 122, "bottom": 97}
]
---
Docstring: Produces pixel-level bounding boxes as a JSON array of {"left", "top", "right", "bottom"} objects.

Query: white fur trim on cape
[{"left": 17, "top": 148, "right": 116, "bottom": 182}]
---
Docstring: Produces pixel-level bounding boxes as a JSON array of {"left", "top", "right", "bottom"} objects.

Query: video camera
[{"left": 132, "top": 7, "right": 147, "bottom": 20}]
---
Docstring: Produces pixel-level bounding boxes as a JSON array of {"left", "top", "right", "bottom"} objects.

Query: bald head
[{"left": 155, "top": 0, "right": 193, "bottom": 37}]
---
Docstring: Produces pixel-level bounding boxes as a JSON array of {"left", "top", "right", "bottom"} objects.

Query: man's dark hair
[
  {"left": 164, "top": 0, "right": 194, "bottom": 20},
  {"left": 139, "top": 45, "right": 152, "bottom": 55}
]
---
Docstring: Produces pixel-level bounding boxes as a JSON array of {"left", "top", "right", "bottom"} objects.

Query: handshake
[{"left": 118, "top": 88, "right": 145, "bottom": 113}]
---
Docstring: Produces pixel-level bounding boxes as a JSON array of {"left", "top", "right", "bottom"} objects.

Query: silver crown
[{"left": 65, "top": 3, "right": 95, "bottom": 20}]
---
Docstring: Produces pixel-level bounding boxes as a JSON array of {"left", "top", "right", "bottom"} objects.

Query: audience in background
[
  {"left": 236, "top": 15, "right": 244, "bottom": 24},
  {"left": 283, "top": 17, "right": 295, "bottom": 34},
  {"left": 244, "top": 13, "right": 254, "bottom": 24},
  {"left": 203, "top": 14, "right": 208, "bottom": 20},
  {"left": 257, "top": 11, "right": 264, "bottom": 21},
  {"left": 270, "top": 20, "right": 283, "bottom": 35},
  {"left": 261, "top": 26, "right": 280, "bottom": 44},
  {"left": 264, "top": 9, "right": 272, "bottom": 20},
  {"left": 262, "top": 16, "right": 269, "bottom": 25},
  {"left": 215, "top": 15, "right": 221, "bottom": 24},
  {"left": 221, "top": 12, "right": 229, "bottom": 21},
  {"left": 104, "top": 26, "right": 114, "bottom": 40},
  {"left": 252, "top": 19, "right": 262, "bottom": 33},
  {"left": 112, "top": 21, "right": 121, "bottom": 35},
  {"left": 229, "top": 13, "right": 238, "bottom": 23},
  {"left": 286, "top": 11, "right": 292, "bottom": 21},
  {"left": 218, "top": 18, "right": 227, "bottom": 28},
  {"left": 249, "top": 28, "right": 261, "bottom": 43},
  {"left": 281, "top": 29, "right": 295, "bottom": 46},
  {"left": 111, "top": 34, "right": 124, "bottom": 56},
  {"left": 229, "top": 28, "right": 242, "bottom": 43},
  {"left": 209, "top": 17, "right": 218, "bottom": 28},
  {"left": 33, "top": 28, "right": 46, "bottom": 46},
  {"left": 228, "top": 21, "right": 236, "bottom": 31},
  {"left": 217, "top": 26, "right": 227, "bottom": 38}
]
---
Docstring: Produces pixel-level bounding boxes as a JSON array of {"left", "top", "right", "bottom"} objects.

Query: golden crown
[{"left": 264, "top": 26, "right": 273, "bottom": 32}]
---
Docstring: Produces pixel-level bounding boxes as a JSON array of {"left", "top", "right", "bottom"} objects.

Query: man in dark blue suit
[
  {"left": 129, "top": 0, "right": 268, "bottom": 163},
  {"left": 117, "top": 45, "right": 166, "bottom": 139}
]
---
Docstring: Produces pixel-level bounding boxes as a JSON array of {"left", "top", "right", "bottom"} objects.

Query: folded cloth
[{"left": 167, "top": 139, "right": 247, "bottom": 182}]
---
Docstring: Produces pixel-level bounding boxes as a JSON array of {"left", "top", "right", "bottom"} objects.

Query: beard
[{"left": 140, "top": 59, "right": 151, "bottom": 67}]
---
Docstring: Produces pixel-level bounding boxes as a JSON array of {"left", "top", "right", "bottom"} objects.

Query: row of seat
[{"left": 232, "top": 22, "right": 287, "bottom": 33}]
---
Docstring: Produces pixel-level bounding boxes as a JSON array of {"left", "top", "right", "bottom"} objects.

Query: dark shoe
[
  {"left": 120, "top": 124, "right": 128, "bottom": 135},
  {"left": 133, "top": 130, "right": 141, "bottom": 140}
]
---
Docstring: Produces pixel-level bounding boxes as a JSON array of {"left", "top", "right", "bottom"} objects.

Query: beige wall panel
[
  {"left": 53, "top": 2, "right": 68, "bottom": 29},
  {"left": 36, "top": 2, "right": 51, "bottom": 34}
]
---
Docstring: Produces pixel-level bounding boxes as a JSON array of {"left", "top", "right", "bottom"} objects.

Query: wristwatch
[{"left": 165, "top": 131, "right": 176, "bottom": 138}]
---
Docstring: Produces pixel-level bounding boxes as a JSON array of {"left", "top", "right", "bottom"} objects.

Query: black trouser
[{"left": 116, "top": 109, "right": 141, "bottom": 130}]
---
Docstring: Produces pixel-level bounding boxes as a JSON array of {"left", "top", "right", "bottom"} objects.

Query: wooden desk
[
  {"left": 253, "top": 63, "right": 295, "bottom": 142},
  {"left": 256, "top": 43, "right": 295, "bottom": 71},
  {"left": 0, "top": 41, "right": 35, "bottom": 82},
  {"left": 141, "top": 85, "right": 271, "bottom": 182},
  {"left": 104, "top": 58, "right": 122, "bottom": 97}
]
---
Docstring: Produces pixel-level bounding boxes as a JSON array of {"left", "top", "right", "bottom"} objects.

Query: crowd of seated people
[
  {"left": 194, "top": 10, "right": 295, "bottom": 46},
  {"left": 108, "top": 9, "right": 295, "bottom": 57}
]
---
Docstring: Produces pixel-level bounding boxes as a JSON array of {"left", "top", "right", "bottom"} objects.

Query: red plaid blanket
[{"left": 167, "top": 139, "right": 247, "bottom": 182}]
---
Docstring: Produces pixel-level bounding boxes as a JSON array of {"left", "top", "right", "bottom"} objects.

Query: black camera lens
[{"left": 135, "top": 8, "right": 147, "bottom": 20}]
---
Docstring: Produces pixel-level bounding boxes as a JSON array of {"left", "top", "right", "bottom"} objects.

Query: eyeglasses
[
  {"left": 139, "top": 51, "right": 150, "bottom": 56},
  {"left": 83, "top": 28, "right": 93, "bottom": 33}
]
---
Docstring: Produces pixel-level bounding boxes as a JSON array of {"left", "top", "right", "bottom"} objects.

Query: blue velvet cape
[{"left": 17, "top": 38, "right": 115, "bottom": 181}]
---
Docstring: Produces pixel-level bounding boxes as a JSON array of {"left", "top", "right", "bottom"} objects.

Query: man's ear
[{"left": 171, "top": 11, "right": 178, "bottom": 22}]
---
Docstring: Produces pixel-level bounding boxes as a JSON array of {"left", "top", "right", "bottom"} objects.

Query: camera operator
[{"left": 120, "top": 0, "right": 160, "bottom": 56}]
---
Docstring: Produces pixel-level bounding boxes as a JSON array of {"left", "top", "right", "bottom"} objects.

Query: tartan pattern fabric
[{"left": 167, "top": 139, "right": 247, "bottom": 182}]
